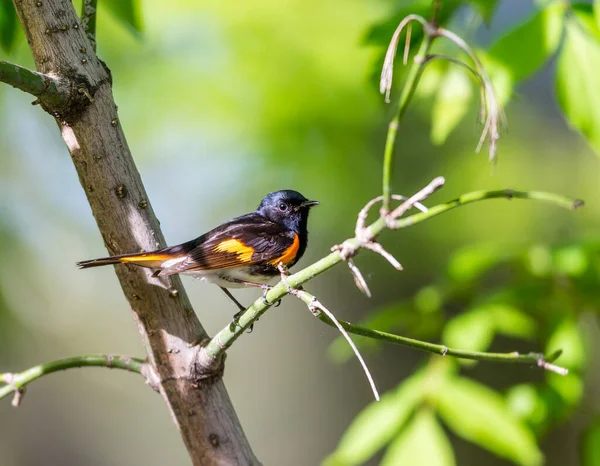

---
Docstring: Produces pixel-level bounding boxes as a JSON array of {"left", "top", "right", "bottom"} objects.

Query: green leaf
[
  {"left": 546, "top": 318, "right": 585, "bottom": 371},
  {"left": 582, "top": 418, "right": 600, "bottom": 466},
  {"left": 0, "top": 0, "right": 18, "bottom": 52},
  {"left": 324, "top": 372, "right": 425, "bottom": 466},
  {"left": 469, "top": 0, "right": 500, "bottom": 22},
  {"left": 437, "top": 377, "right": 543, "bottom": 466},
  {"left": 442, "top": 309, "right": 495, "bottom": 354},
  {"left": 491, "top": 304, "right": 537, "bottom": 340},
  {"left": 431, "top": 67, "right": 473, "bottom": 145},
  {"left": 442, "top": 304, "right": 536, "bottom": 364},
  {"left": 554, "top": 245, "right": 589, "bottom": 277},
  {"left": 596, "top": 0, "right": 600, "bottom": 31},
  {"left": 381, "top": 409, "right": 455, "bottom": 466},
  {"left": 102, "top": 0, "right": 143, "bottom": 35},
  {"left": 556, "top": 11, "right": 600, "bottom": 156},
  {"left": 506, "top": 384, "right": 548, "bottom": 426},
  {"left": 546, "top": 372, "right": 583, "bottom": 407},
  {"left": 489, "top": 2, "right": 565, "bottom": 84},
  {"left": 447, "top": 243, "right": 507, "bottom": 282}
]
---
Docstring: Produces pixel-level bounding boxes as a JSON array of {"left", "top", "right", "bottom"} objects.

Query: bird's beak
[{"left": 301, "top": 200, "right": 319, "bottom": 208}]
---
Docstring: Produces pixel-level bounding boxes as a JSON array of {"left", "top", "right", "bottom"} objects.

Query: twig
[
  {"left": 347, "top": 258, "right": 372, "bottom": 297},
  {"left": 381, "top": 26, "right": 435, "bottom": 212},
  {"left": 0, "top": 354, "right": 147, "bottom": 403},
  {"left": 0, "top": 61, "right": 65, "bottom": 106},
  {"left": 81, "top": 0, "right": 98, "bottom": 52},
  {"left": 315, "top": 312, "right": 568, "bottom": 375},
  {"left": 386, "top": 176, "right": 445, "bottom": 224},
  {"left": 288, "top": 289, "right": 380, "bottom": 401},
  {"left": 392, "top": 189, "right": 584, "bottom": 229},
  {"left": 435, "top": 27, "right": 505, "bottom": 160}
]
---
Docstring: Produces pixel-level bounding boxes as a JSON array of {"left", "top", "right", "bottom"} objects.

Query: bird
[{"left": 77, "top": 190, "right": 318, "bottom": 327}]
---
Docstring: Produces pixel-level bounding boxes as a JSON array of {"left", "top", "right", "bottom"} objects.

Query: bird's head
[{"left": 257, "top": 190, "right": 318, "bottom": 232}]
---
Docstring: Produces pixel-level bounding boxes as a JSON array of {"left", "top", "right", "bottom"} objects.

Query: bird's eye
[{"left": 278, "top": 203, "right": 288, "bottom": 212}]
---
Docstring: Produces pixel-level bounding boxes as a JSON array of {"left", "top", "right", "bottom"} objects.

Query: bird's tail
[{"left": 77, "top": 252, "right": 174, "bottom": 269}]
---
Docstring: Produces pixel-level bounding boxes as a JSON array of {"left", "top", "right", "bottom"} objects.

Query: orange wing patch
[
  {"left": 214, "top": 239, "right": 255, "bottom": 263},
  {"left": 269, "top": 233, "right": 299, "bottom": 266}
]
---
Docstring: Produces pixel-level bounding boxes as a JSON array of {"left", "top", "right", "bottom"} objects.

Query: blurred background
[{"left": 0, "top": 0, "right": 599, "bottom": 465}]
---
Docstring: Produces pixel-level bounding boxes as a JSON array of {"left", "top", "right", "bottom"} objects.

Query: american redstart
[{"left": 77, "top": 190, "right": 318, "bottom": 324}]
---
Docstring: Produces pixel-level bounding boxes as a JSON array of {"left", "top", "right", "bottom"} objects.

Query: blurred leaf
[
  {"left": 0, "top": 0, "right": 18, "bottom": 52},
  {"left": 442, "top": 303, "right": 536, "bottom": 362},
  {"left": 506, "top": 384, "right": 548, "bottom": 426},
  {"left": 468, "top": 0, "right": 500, "bottom": 22},
  {"left": 554, "top": 245, "right": 589, "bottom": 277},
  {"left": 582, "top": 418, "right": 600, "bottom": 466},
  {"left": 489, "top": 2, "right": 565, "bottom": 84},
  {"left": 324, "top": 372, "right": 425, "bottom": 466},
  {"left": 491, "top": 304, "right": 537, "bottom": 340},
  {"left": 546, "top": 372, "right": 583, "bottom": 408},
  {"left": 431, "top": 67, "right": 473, "bottom": 145},
  {"left": 102, "top": 0, "right": 143, "bottom": 36},
  {"left": 437, "top": 377, "right": 543, "bottom": 466},
  {"left": 546, "top": 318, "right": 585, "bottom": 370},
  {"left": 525, "top": 244, "right": 553, "bottom": 277},
  {"left": 556, "top": 10, "right": 600, "bottom": 156},
  {"left": 443, "top": 309, "right": 494, "bottom": 353},
  {"left": 447, "top": 243, "right": 507, "bottom": 282},
  {"left": 597, "top": 0, "right": 600, "bottom": 29},
  {"left": 363, "top": 0, "right": 461, "bottom": 47},
  {"left": 414, "top": 286, "right": 442, "bottom": 314},
  {"left": 381, "top": 409, "right": 455, "bottom": 466}
]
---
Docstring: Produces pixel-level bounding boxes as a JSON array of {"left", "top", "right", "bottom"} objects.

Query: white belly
[{"left": 181, "top": 267, "right": 276, "bottom": 288}]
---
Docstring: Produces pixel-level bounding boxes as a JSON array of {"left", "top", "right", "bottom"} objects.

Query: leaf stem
[{"left": 382, "top": 35, "right": 434, "bottom": 213}]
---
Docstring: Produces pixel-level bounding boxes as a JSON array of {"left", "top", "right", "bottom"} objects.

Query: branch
[
  {"left": 381, "top": 33, "right": 434, "bottom": 212},
  {"left": 81, "top": 0, "right": 98, "bottom": 51},
  {"left": 286, "top": 287, "right": 380, "bottom": 401},
  {"left": 0, "top": 60, "right": 65, "bottom": 105},
  {"left": 202, "top": 184, "right": 581, "bottom": 362},
  {"left": 313, "top": 310, "right": 568, "bottom": 375},
  {"left": 392, "top": 189, "right": 584, "bottom": 229},
  {"left": 0, "top": 354, "right": 150, "bottom": 406}
]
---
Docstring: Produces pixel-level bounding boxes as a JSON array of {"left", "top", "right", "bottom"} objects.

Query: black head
[{"left": 257, "top": 190, "right": 318, "bottom": 233}]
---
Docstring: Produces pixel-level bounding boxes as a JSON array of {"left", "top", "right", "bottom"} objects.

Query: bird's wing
[{"left": 159, "top": 214, "right": 299, "bottom": 276}]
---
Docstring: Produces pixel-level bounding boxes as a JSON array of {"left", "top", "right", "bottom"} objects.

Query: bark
[{"left": 10, "top": 0, "right": 259, "bottom": 464}]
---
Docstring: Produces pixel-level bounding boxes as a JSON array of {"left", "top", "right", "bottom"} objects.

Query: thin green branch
[
  {"left": 81, "top": 0, "right": 98, "bottom": 51},
  {"left": 0, "top": 354, "right": 146, "bottom": 404},
  {"left": 392, "top": 189, "right": 584, "bottom": 229},
  {"left": 202, "top": 187, "right": 581, "bottom": 361},
  {"left": 0, "top": 60, "right": 64, "bottom": 105},
  {"left": 381, "top": 35, "right": 434, "bottom": 212},
  {"left": 305, "top": 290, "right": 567, "bottom": 375}
]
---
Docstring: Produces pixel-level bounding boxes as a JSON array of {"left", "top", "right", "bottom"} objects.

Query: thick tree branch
[
  {"left": 8, "top": 1, "right": 258, "bottom": 464},
  {"left": 202, "top": 185, "right": 582, "bottom": 361},
  {"left": 0, "top": 355, "right": 150, "bottom": 405},
  {"left": 0, "top": 60, "right": 65, "bottom": 106}
]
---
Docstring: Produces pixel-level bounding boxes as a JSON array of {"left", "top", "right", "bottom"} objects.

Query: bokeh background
[{"left": 0, "top": 0, "right": 599, "bottom": 465}]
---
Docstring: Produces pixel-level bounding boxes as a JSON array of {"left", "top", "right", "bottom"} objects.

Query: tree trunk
[{"left": 11, "top": 0, "right": 259, "bottom": 464}]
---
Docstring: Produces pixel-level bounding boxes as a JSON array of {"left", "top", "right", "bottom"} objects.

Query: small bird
[{"left": 77, "top": 190, "right": 318, "bottom": 324}]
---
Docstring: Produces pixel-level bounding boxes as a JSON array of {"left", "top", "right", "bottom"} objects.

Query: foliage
[{"left": 0, "top": 0, "right": 599, "bottom": 465}]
